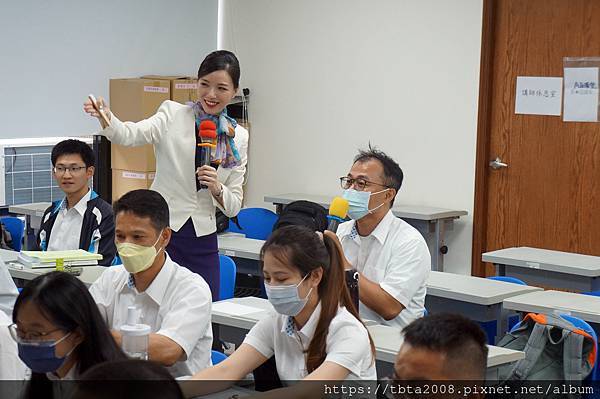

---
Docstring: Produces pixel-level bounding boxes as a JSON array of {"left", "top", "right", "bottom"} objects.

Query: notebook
[{"left": 17, "top": 250, "right": 102, "bottom": 268}]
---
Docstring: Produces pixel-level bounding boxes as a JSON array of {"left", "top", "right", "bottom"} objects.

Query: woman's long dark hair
[
  {"left": 260, "top": 225, "right": 375, "bottom": 373},
  {"left": 13, "top": 271, "right": 126, "bottom": 395}
]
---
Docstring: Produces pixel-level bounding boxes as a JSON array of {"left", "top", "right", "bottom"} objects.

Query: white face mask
[
  {"left": 116, "top": 230, "right": 164, "bottom": 274},
  {"left": 342, "top": 188, "right": 390, "bottom": 220},
  {"left": 264, "top": 274, "right": 313, "bottom": 316}
]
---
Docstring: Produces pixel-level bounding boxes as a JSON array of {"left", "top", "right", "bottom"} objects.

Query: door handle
[{"left": 489, "top": 157, "right": 508, "bottom": 170}]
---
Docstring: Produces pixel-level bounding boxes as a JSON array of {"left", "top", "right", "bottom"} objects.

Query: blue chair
[
  {"left": 218, "top": 255, "right": 237, "bottom": 301},
  {"left": 227, "top": 208, "right": 278, "bottom": 240},
  {"left": 211, "top": 350, "right": 227, "bottom": 365},
  {"left": 479, "top": 276, "right": 528, "bottom": 344},
  {"left": 583, "top": 291, "right": 600, "bottom": 297},
  {"left": 1, "top": 217, "right": 24, "bottom": 251},
  {"left": 487, "top": 276, "right": 527, "bottom": 285}
]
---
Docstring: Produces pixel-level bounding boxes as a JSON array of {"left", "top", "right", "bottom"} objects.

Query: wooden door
[{"left": 472, "top": 0, "right": 600, "bottom": 276}]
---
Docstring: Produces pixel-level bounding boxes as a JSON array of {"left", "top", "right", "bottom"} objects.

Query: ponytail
[{"left": 305, "top": 233, "right": 375, "bottom": 373}]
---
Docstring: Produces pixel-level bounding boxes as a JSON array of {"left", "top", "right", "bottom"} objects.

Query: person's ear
[
  {"left": 160, "top": 227, "right": 172, "bottom": 248},
  {"left": 310, "top": 267, "right": 324, "bottom": 288},
  {"left": 385, "top": 188, "right": 396, "bottom": 203},
  {"left": 70, "top": 328, "right": 84, "bottom": 347},
  {"left": 86, "top": 166, "right": 95, "bottom": 179}
]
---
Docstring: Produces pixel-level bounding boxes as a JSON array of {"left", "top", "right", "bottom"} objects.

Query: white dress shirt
[
  {"left": 97, "top": 100, "right": 249, "bottom": 236},
  {"left": 337, "top": 210, "right": 430, "bottom": 329},
  {"left": 47, "top": 190, "right": 91, "bottom": 251},
  {"left": 0, "top": 312, "right": 27, "bottom": 380},
  {"left": 89, "top": 253, "right": 213, "bottom": 377},
  {"left": 0, "top": 259, "right": 18, "bottom": 318},
  {"left": 243, "top": 303, "right": 376, "bottom": 381}
]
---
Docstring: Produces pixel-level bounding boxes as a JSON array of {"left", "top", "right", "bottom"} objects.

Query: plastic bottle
[{"left": 120, "top": 306, "right": 151, "bottom": 360}]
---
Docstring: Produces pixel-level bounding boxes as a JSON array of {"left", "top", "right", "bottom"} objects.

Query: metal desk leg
[
  {"left": 24, "top": 215, "right": 31, "bottom": 250},
  {"left": 432, "top": 219, "right": 448, "bottom": 272},
  {"left": 275, "top": 203, "right": 283, "bottom": 215},
  {"left": 497, "top": 307, "right": 510, "bottom": 344},
  {"left": 496, "top": 263, "right": 506, "bottom": 276}
]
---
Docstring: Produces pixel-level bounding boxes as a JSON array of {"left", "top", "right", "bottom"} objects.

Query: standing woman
[{"left": 84, "top": 51, "right": 248, "bottom": 299}]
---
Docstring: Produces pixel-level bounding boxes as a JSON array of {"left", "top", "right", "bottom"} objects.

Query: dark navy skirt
[{"left": 167, "top": 218, "right": 219, "bottom": 301}]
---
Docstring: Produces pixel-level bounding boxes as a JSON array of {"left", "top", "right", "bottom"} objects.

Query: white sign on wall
[
  {"left": 563, "top": 67, "right": 599, "bottom": 122},
  {"left": 515, "top": 76, "right": 563, "bottom": 116}
]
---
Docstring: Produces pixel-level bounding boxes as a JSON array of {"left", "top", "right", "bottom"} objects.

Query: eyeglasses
[
  {"left": 340, "top": 176, "right": 390, "bottom": 191},
  {"left": 8, "top": 323, "right": 64, "bottom": 343},
  {"left": 53, "top": 166, "right": 87, "bottom": 175}
]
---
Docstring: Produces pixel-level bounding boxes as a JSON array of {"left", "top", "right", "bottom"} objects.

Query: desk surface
[
  {"left": 212, "top": 296, "right": 274, "bottom": 330},
  {"left": 212, "top": 297, "right": 524, "bottom": 368},
  {"left": 503, "top": 290, "right": 600, "bottom": 324},
  {"left": 1, "top": 248, "right": 106, "bottom": 287},
  {"left": 218, "top": 234, "right": 264, "bottom": 261},
  {"left": 426, "top": 271, "right": 542, "bottom": 305},
  {"left": 9, "top": 202, "right": 51, "bottom": 218},
  {"left": 264, "top": 193, "right": 467, "bottom": 221},
  {"left": 482, "top": 247, "right": 600, "bottom": 277},
  {"left": 367, "top": 324, "right": 524, "bottom": 367}
]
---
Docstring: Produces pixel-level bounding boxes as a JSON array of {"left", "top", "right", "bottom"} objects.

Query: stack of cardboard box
[{"left": 109, "top": 76, "right": 198, "bottom": 201}]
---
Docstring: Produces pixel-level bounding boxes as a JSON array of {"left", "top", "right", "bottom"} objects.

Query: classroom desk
[
  {"left": 8, "top": 202, "right": 51, "bottom": 250},
  {"left": 366, "top": 324, "right": 524, "bottom": 379},
  {"left": 482, "top": 247, "right": 600, "bottom": 292},
  {"left": 218, "top": 234, "right": 265, "bottom": 276},
  {"left": 503, "top": 290, "right": 600, "bottom": 332},
  {"left": 1, "top": 248, "right": 106, "bottom": 287},
  {"left": 425, "top": 271, "right": 543, "bottom": 343},
  {"left": 264, "top": 193, "right": 467, "bottom": 272},
  {"left": 210, "top": 298, "right": 524, "bottom": 380}
]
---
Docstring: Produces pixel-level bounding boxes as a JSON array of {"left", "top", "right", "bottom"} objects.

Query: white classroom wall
[
  {"left": 0, "top": 0, "right": 218, "bottom": 139},
  {"left": 221, "top": 0, "right": 484, "bottom": 274}
]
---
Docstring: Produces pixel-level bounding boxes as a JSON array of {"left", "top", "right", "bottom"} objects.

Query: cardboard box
[
  {"left": 111, "top": 144, "right": 156, "bottom": 172},
  {"left": 109, "top": 78, "right": 170, "bottom": 171},
  {"left": 141, "top": 75, "right": 198, "bottom": 104},
  {"left": 112, "top": 170, "right": 155, "bottom": 202}
]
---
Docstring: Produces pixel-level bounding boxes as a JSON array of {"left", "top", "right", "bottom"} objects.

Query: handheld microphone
[
  {"left": 326, "top": 197, "right": 349, "bottom": 232},
  {"left": 196, "top": 120, "right": 217, "bottom": 190}
]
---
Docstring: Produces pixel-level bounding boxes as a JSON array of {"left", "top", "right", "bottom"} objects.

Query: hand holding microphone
[
  {"left": 196, "top": 120, "right": 217, "bottom": 191},
  {"left": 326, "top": 197, "right": 349, "bottom": 233}
]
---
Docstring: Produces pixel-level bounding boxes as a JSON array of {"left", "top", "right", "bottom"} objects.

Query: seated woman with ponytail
[{"left": 184, "top": 225, "right": 376, "bottom": 398}]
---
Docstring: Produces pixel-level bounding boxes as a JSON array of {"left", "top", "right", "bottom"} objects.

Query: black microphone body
[{"left": 326, "top": 215, "right": 344, "bottom": 233}]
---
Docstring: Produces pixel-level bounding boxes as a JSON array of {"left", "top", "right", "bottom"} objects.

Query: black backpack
[{"left": 272, "top": 200, "right": 328, "bottom": 233}]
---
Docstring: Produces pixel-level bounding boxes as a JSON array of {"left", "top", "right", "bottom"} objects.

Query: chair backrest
[
  {"left": 228, "top": 208, "right": 278, "bottom": 240},
  {"left": 218, "top": 255, "right": 237, "bottom": 301},
  {"left": 211, "top": 350, "right": 227, "bottom": 365},
  {"left": 1, "top": 217, "right": 24, "bottom": 251},
  {"left": 583, "top": 291, "right": 600, "bottom": 297},
  {"left": 487, "top": 276, "right": 527, "bottom": 285}
]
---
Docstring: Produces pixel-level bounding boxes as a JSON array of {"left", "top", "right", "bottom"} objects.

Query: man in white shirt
[
  {"left": 38, "top": 139, "right": 116, "bottom": 265},
  {"left": 336, "top": 146, "right": 430, "bottom": 328},
  {"left": 90, "top": 189, "right": 213, "bottom": 377}
]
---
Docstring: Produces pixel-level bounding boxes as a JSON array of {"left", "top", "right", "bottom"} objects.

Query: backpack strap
[
  {"left": 563, "top": 331, "right": 584, "bottom": 382},
  {"left": 510, "top": 315, "right": 550, "bottom": 380}
]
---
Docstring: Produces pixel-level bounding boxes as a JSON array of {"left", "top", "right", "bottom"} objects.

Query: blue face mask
[
  {"left": 17, "top": 332, "right": 72, "bottom": 373},
  {"left": 265, "top": 274, "right": 313, "bottom": 316},
  {"left": 342, "top": 188, "right": 389, "bottom": 220}
]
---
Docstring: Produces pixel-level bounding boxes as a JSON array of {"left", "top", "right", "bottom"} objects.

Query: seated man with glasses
[
  {"left": 37, "top": 139, "right": 116, "bottom": 265},
  {"left": 336, "top": 146, "right": 430, "bottom": 328}
]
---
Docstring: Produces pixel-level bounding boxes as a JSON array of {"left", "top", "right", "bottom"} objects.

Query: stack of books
[{"left": 17, "top": 250, "right": 103, "bottom": 269}]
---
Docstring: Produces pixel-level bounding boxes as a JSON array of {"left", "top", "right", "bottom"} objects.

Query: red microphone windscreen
[{"left": 199, "top": 120, "right": 217, "bottom": 139}]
